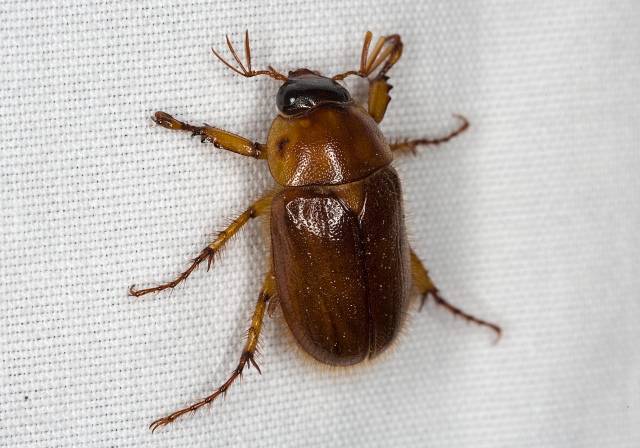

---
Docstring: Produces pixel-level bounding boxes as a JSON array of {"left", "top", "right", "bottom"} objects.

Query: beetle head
[{"left": 276, "top": 69, "right": 352, "bottom": 116}]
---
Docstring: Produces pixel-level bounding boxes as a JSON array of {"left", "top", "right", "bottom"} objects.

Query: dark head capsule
[{"left": 276, "top": 69, "right": 351, "bottom": 115}]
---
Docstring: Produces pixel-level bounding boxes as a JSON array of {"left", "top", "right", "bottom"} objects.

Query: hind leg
[
  {"left": 411, "top": 250, "right": 501, "bottom": 341},
  {"left": 149, "top": 271, "right": 277, "bottom": 432}
]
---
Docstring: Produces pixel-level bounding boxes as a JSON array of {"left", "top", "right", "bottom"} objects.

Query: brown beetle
[{"left": 131, "top": 31, "right": 501, "bottom": 432}]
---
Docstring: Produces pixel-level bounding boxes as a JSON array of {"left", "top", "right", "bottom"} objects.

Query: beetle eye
[
  {"left": 276, "top": 84, "right": 299, "bottom": 113},
  {"left": 276, "top": 75, "right": 351, "bottom": 115}
]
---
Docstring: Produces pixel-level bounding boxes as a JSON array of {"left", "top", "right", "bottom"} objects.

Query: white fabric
[{"left": 2, "top": 1, "right": 639, "bottom": 446}]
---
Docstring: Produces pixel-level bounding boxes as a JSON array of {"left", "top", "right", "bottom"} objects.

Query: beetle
[{"left": 130, "top": 31, "right": 501, "bottom": 432}]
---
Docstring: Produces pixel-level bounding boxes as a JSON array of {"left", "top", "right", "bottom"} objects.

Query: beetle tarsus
[
  {"left": 421, "top": 289, "right": 502, "bottom": 342},
  {"left": 152, "top": 111, "right": 190, "bottom": 131}
]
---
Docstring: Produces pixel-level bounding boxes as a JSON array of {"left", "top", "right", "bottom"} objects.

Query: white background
[{"left": 1, "top": 1, "right": 639, "bottom": 447}]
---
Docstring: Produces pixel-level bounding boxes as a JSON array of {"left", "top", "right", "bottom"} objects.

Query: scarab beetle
[{"left": 130, "top": 32, "right": 501, "bottom": 432}]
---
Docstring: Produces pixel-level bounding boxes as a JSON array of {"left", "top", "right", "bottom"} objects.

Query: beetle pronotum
[{"left": 131, "top": 31, "right": 501, "bottom": 432}]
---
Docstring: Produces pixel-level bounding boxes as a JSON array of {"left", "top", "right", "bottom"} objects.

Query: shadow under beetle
[{"left": 130, "top": 31, "right": 501, "bottom": 432}]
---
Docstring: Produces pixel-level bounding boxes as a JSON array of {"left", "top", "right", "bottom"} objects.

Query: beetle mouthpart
[{"left": 211, "top": 30, "right": 288, "bottom": 81}]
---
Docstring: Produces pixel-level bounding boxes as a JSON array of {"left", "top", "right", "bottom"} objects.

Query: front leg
[{"left": 153, "top": 111, "right": 266, "bottom": 159}]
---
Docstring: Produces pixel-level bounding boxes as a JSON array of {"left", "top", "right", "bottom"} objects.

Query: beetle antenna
[
  {"left": 211, "top": 31, "right": 288, "bottom": 81},
  {"left": 333, "top": 31, "right": 403, "bottom": 81}
]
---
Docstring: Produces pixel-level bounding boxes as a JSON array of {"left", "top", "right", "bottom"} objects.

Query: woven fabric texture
[{"left": 2, "top": 1, "right": 639, "bottom": 447}]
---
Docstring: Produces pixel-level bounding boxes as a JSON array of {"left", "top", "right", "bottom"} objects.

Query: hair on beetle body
[{"left": 131, "top": 31, "right": 501, "bottom": 432}]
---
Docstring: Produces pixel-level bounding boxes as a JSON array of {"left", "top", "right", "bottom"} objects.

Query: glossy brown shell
[
  {"left": 270, "top": 166, "right": 411, "bottom": 366},
  {"left": 266, "top": 102, "right": 393, "bottom": 187}
]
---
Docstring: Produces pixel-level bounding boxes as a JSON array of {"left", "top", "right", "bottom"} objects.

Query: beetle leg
[
  {"left": 149, "top": 271, "right": 276, "bottom": 432},
  {"left": 410, "top": 250, "right": 501, "bottom": 342},
  {"left": 390, "top": 115, "right": 470, "bottom": 156},
  {"left": 152, "top": 111, "right": 266, "bottom": 159},
  {"left": 129, "top": 196, "right": 271, "bottom": 298}
]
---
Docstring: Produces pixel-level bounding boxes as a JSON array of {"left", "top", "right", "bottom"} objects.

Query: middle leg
[
  {"left": 390, "top": 115, "right": 470, "bottom": 157},
  {"left": 129, "top": 194, "right": 272, "bottom": 298}
]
